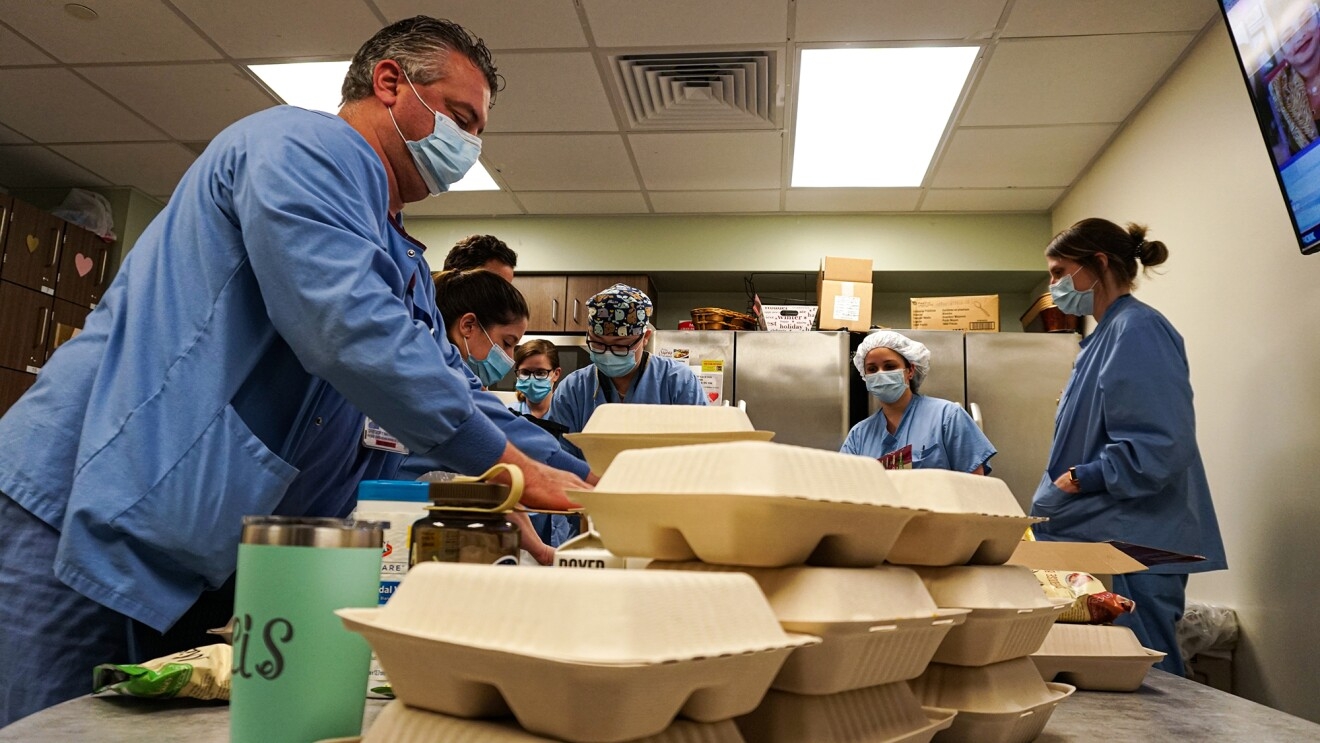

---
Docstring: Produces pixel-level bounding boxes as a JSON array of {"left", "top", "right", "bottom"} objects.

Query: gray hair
[{"left": 341, "top": 16, "right": 501, "bottom": 105}]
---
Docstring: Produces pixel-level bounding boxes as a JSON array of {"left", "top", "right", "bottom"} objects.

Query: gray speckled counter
[{"left": 2, "top": 671, "right": 1316, "bottom": 741}]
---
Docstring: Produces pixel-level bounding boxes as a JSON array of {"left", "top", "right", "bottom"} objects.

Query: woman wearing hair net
[{"left": 842, "top": 330, "right": 996, "bottom": 473}]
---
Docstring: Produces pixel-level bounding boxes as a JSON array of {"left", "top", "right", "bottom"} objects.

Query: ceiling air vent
[{"left": 610, "top": 50, "right": 782, "bottom": 131}]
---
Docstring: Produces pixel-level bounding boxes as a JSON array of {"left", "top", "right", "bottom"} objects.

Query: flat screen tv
[{"left": 1220, "top": 0, "right": 1320, "bottom": 254}]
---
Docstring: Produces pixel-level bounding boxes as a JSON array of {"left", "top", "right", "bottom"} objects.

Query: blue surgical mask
[
  {"left": 589, "top": 349, "right": 639, "bottom": 379},
  {"left": 388, "top": 71, "right": 482, "bottom": 196},
  {"left": 1050, "top": 268, "right": 1095, "bottom": 317},
  {"left": 464, "top": 326, "right": 513, "bottom": 387},
  {"left": 517, "top": 376, "right": 553, "bottom": 403},
  {"left": 865, "top": 369, "right": 909, "bottom": 404}
]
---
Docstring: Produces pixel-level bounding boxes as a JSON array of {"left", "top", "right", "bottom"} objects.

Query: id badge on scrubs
[
  {"left": 878, "top": 444, "right": 913, "bottom": 470},
  {"left": 362, "top": 417, "right": 410, "bottom": 454}
]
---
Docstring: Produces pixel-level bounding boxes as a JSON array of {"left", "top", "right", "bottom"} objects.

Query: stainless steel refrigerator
[{"left": 868, "top": 330, "right": 1079, "bottom": 512}]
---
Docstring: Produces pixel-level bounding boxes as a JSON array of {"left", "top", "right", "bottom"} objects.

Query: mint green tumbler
[{"left": 230, "top": 516, "right": 382, "bottom": 743}]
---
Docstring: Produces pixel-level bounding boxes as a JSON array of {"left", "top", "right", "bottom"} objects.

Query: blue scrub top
[
  {"left": 841, "top": 394, "right": 996, "bottom": 474},
  {"left": 547, "top": 353, "right": 708, "bottom": 458},
  {"left": 1030, "top": 295, "right": 1227, "bottom": 574}
]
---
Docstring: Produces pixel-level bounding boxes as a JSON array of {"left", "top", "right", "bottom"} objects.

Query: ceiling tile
[
  {"left": 921, "top": 187, "right": 1063, "bottom": 212},
  {"left": 402, "top": 191, "right": 525, "bottom": 217},
  {"left": 933, "top": 125, "right": 1117, "bottom": 188},
  {"left": 483, "top": 134, "right": 638, "bottom": 190},
  {"left": 582, "top": 0, "right": 788, "bottom": 47},
  {"left": 795, "top": 0, "right": 1007, "bottom": 42},
  {"left": 1003, "top": 0, "right": 1216, "bottom": 37},
  {"left": 518, "top": 191, "right": 648, "bottom": 214},
  {"left": 0, "top": 145, "right": 111, "bottom": 188},
  {"left": 0, "top": 24, "right": 55, "bottom": 65},
  {"left": 484, "top": 53, "right": 616, "bottom": 133},
  {"left": 0, "top": 123, "right": 30, "bottom": 145},
  {"left": 631, "top": 132, "right": 781, "bottom": 190},
  {"left": 785, "top": 188, "right": 921, "bottom": 212},
  {"left": 374, "top": 1, "right": 587, "bottom": 49},
  {"left": 78, "top": 64, "right": 278, "bottom": 141},
  {"left": 962, "top": 34, "right": 1195, "bottom": 126},
  {"left": 0, "top": 0, "right": 219, "bottom": 63},
  {"left": 171, "top": 0, "right": 381, "bottom": 58},
  {"left": 650, "top": 190, "right": 780, "bottom": 213},
  {"left": 51, "top": 143, "right": 196, "bottom": 194},
  {"left": 0, "top": 69, "right": 165, "bottom": 143}
]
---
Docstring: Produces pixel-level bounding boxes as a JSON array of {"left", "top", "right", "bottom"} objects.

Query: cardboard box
[
  {"left": 821, "top": 256, "right": 873, "bottom": 283},
  {"left": 759, "top": 305, "right": 818, "bottom": 331},
  {"left": 911, "top": 294, "right": 1000, "bottom": 332},
  {"left": 817, "top": 279, "right": 873, "bottom": 332}
]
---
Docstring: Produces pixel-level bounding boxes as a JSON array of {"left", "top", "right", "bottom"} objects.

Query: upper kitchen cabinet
[
  {"left": 513, "top": 274, "right": 655, "bottom": 334},
  {"left": 2, "top": 197, "right": 64, "bottom": 294},
  {"left": 56, "top": 223, "right": 111, "bottom": 307}
]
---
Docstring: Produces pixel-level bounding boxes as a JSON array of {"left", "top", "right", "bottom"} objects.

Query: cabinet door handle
[
  {"left": 550, "top": 298, "right": 559, "bottom": 325},
  {"left": 48, "top": 227, "right": 63, "bottom": 268},
  {"left": 96, "top": 245, "right": 109, "bottom": 287},
  {"left": 572, "top": 299, "right": 581, "bottom": 325},
  {"left": 35, "top": 306, "right": 50, "bottom": 353}
]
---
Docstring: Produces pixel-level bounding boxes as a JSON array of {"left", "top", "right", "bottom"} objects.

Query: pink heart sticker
[{"left": 75, "top": 253, "right": 93, "bottom": 277}]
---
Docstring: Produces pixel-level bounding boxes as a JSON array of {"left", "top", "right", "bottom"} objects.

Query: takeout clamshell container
[
  {"left": 1030, "top": 623, "right": 1165, "bottom": 692},
  {"left": 347, "top": 700, "right": 748, "bottom": 743},
  {"left": 573, "top": 442, "right": 926, "bottom": 568},
  {"left": 882, "top": 470, "right": 1043, "bottom": 567},
  {"left": 908, "top": 658, "right": 1075, "bottom": 743},
  {"left": 337, "top": 563, "right": 817, "bottom": 743},
  {"left": 735, "top": 683, "right": 957, "bottom": 743},
  {"left": 564, "top": 404, "right": 774, "bottom": 474},
  {"left": 914, "top": 566, "right": 1069, "bottom": 666},
  {"left": 649, "top": 562, "right": 969, "bottom": 693}
]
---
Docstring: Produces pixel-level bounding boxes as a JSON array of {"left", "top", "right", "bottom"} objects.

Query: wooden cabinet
[
  {"left": 0, "top": 367, "right": 37, "bottom": 414},
  {"left": 56, "top": 224, "right": 111, "bottom": 307},
  {"left": 0, "top": 280, "right": 55, "bottom": 374},
  {"left": 1, "top": 198, "right": 64, "bottom": 294},
  {"left": 513, "top": 274, "right": 656, "bottom": 333},
  {"left": 47, "top": 299, "right": 91, "bottom": 360}
]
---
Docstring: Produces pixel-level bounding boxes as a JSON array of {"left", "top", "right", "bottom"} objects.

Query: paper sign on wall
[{"left": 696, "top": 371, "right": 723, "bottom": 405}]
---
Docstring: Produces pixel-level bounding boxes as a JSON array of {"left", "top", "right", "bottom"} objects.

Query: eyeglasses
[
  {"left": 586, "top": 336, "right": 643, "bottom": 356},
  {"left": 516, "top": 369, "right": 553, "bottom": 381}
]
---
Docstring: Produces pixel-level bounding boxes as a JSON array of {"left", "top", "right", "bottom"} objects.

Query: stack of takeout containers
[
  {"left": 576, "top": 441, "right": 978, "bottom": 743},
  {"left": 563, "top": 403, "right": 775, "bottom": 476},
  {"left": 1029, "top": 623, "right": 1166, "bottom": 692},
  {"left": 881, "top": 470, "right": 1075, "bottom": 743},
  {"left": 337, "top": 562, "right": 815, "bottom": 742}
]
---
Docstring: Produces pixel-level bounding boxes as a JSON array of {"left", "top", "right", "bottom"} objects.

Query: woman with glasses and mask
[
  {"left": 843, "top": 330, "right": 995, "bottom": 474},
  {"left": 511, "top": 339, "right": 579, "bottom": 546},
  {"left": 1032, "top": 218, "right": 1226, "bottom": 676},
  {"left": 548, "top": 284, "right": 708, "bottom": 461}
]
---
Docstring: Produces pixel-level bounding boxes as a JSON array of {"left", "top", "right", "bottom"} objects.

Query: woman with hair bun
[{"left": 1032, "top": 218, "right": 1227, "bottom": 676}]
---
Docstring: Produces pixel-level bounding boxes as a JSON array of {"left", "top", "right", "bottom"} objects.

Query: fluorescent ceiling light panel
[
  {"left": 791, "top": 47, "right": 978, "bottom": 188},
  {"left": 248, "top": 61, "right": 499, "bottom": 191}
]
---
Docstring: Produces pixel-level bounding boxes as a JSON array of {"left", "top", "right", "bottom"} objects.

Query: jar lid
[{"left": 426, "top": 480, "right": 514, "bottom": 511}]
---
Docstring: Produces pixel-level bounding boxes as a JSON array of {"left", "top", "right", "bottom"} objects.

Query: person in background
[
  {"left": 512, "top": 339, "right": 578, "bottom": 547},
  {"left": 443, "top": 233, "right": 517, "bottom": 281},
  {"left": 0, "top": 17, "right": 590, "bottom": 725},
  {"left": 842, "top": 330, "right": 996, "bottom": 474},
  {"left": 1031, "top": 218, "right": 1227, "bottom": 676},
  {"left": 549, "top": 284, "right": 708, "bottom": 459}
]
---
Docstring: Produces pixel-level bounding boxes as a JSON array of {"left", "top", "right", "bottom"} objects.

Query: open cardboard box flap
[{"left": 1006, "top": 541, "right": 1147, "bottom": 576}]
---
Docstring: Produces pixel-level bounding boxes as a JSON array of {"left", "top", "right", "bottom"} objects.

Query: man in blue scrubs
[
  {"left": 549, "top": 284, "right": 708, "bottom": 460},
  {"left": 0, "top": 17, "right": 589, "bottom": 725},
  {"left": 1032, "top": 218, "right": 1227, "bottom": 675}
]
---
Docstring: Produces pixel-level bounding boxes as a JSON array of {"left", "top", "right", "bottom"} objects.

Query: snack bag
[
  {"left": 1035, "top": 569, "right": 1136, "bottom": 624},
  {"left": 93, "top": 644, "right": 232, "bottom": 701}
]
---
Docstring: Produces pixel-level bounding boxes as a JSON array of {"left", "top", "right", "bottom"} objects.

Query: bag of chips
[
  {"left": 1035, "top": 569, "right": 1136, "bottom": 624},
  {"left": 93, "top": 644, "right": 231, "bottom": 701}
]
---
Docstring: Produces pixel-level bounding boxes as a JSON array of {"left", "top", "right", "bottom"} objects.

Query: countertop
[{"left": 2, "top": 670, "right": 1317, "bottom": 741}]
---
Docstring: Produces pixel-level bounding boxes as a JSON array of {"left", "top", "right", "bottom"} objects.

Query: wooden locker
[
  {"left": 47, "top": 298, "right": 91, "bottom": 360},
  {"left": 1, "top": 199, "right": 64, "bottom": 294},
  {"left": 56, "top": 223, "right": 110, "bottom": 308},
  {"left": 0, "top": 367, "right": 38, "bottom": 417},
  {"left": 0, "top": 280, "right": 56, "bottom": 373}
]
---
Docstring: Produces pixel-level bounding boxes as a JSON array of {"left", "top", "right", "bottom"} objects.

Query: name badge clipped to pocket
[{"left": 362, "top": 417, "right": 410, "bottom": 454}]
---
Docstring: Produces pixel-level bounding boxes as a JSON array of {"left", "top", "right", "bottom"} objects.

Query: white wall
[{"left": 1053, "top": 21, "right": 1320, "bottom": 722}]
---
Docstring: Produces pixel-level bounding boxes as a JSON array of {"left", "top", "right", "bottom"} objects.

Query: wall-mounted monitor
[{"left": 1221, "top": 0, "right": 1320, "bottom": 254}]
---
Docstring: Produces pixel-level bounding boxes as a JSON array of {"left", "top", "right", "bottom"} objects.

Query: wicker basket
[{"left": 691, "top": 307, "right": 758, "bottom": 331}]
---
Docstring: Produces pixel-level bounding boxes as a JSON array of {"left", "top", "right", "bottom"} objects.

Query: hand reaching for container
[{"left": 495, "top": 443, "right": 589, "bottom": 512}]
